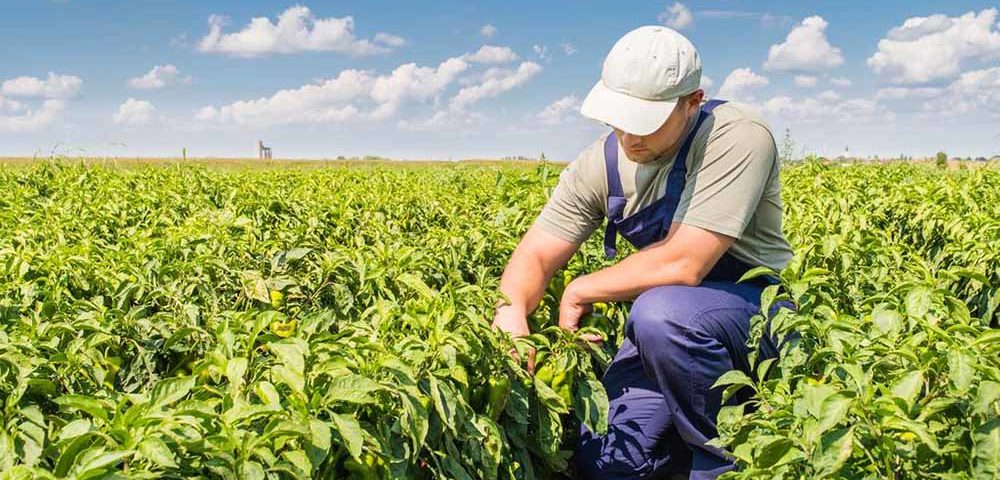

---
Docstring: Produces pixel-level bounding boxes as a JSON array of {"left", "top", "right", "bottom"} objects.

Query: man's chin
[{"left": 624, "top": 150, "right": 657, "bottom": 164}]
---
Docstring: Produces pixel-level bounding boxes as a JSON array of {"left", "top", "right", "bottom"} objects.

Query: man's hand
[
  {"left": 559, "top": 281, "right": 604, "bottom": 343},
  {"left": 492, "top": 303, "right": 530, "bottom": 338}
]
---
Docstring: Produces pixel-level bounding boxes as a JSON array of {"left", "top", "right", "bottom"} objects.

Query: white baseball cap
[{"left": 580, "top": 26, "right": 702, "bottom": 136}]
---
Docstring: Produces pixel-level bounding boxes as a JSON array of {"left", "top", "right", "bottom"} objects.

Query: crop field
[{"left": 0, "top": 159, "right": 997, "bottom": 479}]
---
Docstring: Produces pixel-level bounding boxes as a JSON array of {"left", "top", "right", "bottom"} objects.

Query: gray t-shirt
[{"left": 534, "top": 101, "right": 793, "bottom": 271}]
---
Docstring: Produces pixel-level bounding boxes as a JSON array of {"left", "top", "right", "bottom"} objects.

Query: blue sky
[{"left": 1, "top": 1, "right": 998, "bottom": 160}]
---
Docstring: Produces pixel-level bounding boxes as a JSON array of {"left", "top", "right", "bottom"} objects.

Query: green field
[{"left": 0, "top": 159, "right": 997, "bottom": 479}]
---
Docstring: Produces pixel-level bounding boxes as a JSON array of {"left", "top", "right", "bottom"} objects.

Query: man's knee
[{"left": 627, "top": 285, "right": 704, "bottom": 349}]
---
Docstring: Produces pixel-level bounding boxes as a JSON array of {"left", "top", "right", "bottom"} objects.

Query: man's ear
[{"left": 686, "top": 89, "right": 704, "bottom": 114}]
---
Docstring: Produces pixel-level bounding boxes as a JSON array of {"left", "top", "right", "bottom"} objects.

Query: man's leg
[
  {"left": 576, "top": 338, "right": 692, "bottom": 479},
  {"left": 626, "top": 281, "right": 780, "bottom": 480}
]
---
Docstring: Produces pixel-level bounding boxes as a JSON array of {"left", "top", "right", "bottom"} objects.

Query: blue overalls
[{"left": 575, "top": 100, "right": 790, "bottom": 479}]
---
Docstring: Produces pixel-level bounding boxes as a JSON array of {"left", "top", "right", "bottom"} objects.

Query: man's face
[{"left": 614, "top": 90, "right": 704, "bottom": 164}]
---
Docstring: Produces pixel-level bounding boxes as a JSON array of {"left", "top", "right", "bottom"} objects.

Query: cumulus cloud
[
  {"left": 867, "top": 8, "right": 1000, "bottom": 84},
  {"left": 450, "top": 61, "right": 543, "bottom": 112},
  {"left": 700, "top": 74, "right": 714, "bottom": 90},
  {"left": 764, "top": 16, "right": 844, "bottom": 72},
  {"left": 533, "top": 44, "right": 550, "bottom": 62},
  {"left": 464, "top": 45, "right": 519, "bottom": 64},
  {"left": 127, "top": 64, "right": 192, "bottom": 90},
  {"left": 560, "top": 42, "right": 577, "bottom": 56},
  {"left": 659, "top": 3, "right": 694, "bottom": 30},
  {"left": 197, "top": 6, "right": 401, "bottom": 57},
  {"left": 1, "top": 72, "right": 82, "bottom": 98},
  {"left": 763, "top": 90, "right": 893, "bottom": 124},
  {"left": 536, "top": 95, "right": 581, "bottom": 125},
  {"left": 794, "top": 75, "right": 817, "bottom": 87},
  {"left": 886, "top": 67, "right": 998, "bottom": 118},
  {"left": 112, "top": 98, "right": 157, "bottom": 125},
  {"left": 718, "top": 68, "right": 769, "bottom": 101},
  {"left": 0, "top": 95, "right": 25, "bottom": 113},
  {"left": 374, "top": 32, "right": 407, "bottom": 48},
  {"left": 398, "top": 110, "right": 485, "bottom": 131},
  {"left": 480, "top": 24, "right": 498, "bottom": 38},
  {"left": 196, "top": 68, "right": 372, "bottom": 126},
  {"left": 0, "top": 99, "right": 65, "bottom": 132},
  {"left": 829, "top": 76, "right": 852, "bottom": 88},
  {"left": 370, "top": 58, "right": 470, "bottom": 119}
]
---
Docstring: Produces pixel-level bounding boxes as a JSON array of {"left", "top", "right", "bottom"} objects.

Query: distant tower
[{"left": 257, "top": 140, "right": 272, "bottom": 160}]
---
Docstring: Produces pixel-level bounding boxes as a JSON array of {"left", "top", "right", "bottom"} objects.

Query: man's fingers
[{"left": 579, "top": 332, "right": 604, "bottom": 344}]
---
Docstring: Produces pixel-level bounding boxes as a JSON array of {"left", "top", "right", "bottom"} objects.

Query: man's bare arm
[
  {"left": 558, "top": 222, "right": 735, "bottom": 329},
  {"left": 493, "top": 224, "right": 581, "bottom": 336}
]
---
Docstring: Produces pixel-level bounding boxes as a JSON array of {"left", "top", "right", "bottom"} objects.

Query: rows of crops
[{"left": 0, "top": 159, "right": 997, "bottom": 479}]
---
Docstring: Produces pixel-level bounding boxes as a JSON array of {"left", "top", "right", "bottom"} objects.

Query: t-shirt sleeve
[
  {"left": 533, "top": 144, "right": 606, "bottom": 244},
  {"left": 672, "top": 120, "right": 777, "bottom": 239}
]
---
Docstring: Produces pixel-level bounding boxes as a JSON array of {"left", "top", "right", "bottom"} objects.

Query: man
[{"left": 492, "top": 26, "right": 793, "bottom": 479}]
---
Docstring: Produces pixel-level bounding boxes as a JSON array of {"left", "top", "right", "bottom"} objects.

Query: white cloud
[
  {"left": 1, "top": 72, "right": 82, "bottom": 99},
  {"left": 464, "top": 45, "right": 519, "bottom": 64},
  {"left": 0, "top": 95, "right": 25, "bottom": 113},
  {"left": 127, "top": 64, "right": 192, "bottom": 90},
  {"left": 867, "top": 8, "right": 1000, "bottom": 84},
  {"left": 921, "top": 67, "right": 1000, "bottom": 117},
  {"left": 874, "top": 86, "right": 943, "bottom": 100},
  {"left": 370, "top": 57, "right": 470, "bottom": 119},
  {"left": 560, "top": 42, "right": 577, "bottom": 56},
  {"left": 700, "top": 74, "right": 714, "bottom": 90},
  {"left": 793, "top": 75, "right": 817, "bottom": 87},
  {"left": 197, "top": 68, "right": 372, "bottom": 126},
  {"left": 374, "top": 32, "right": 407, "bottom": 48},
  {"left": 450, "top": 61, "right": 543, "bottom": 111},
  {"left": 763, "top": 91, "right": 893, "bottom": 124},
  {"left": 0, "top": 99, "right": 64, "bottom": 132},
  {"left": 537, "top": 95, "right": 581, "bottom": 124},
  {"left": 718, "top": 68, "right": 769, "bottom": 101},
  {"left": 829, "top": 76, "right": 852, "bottom": 88},
  {"left": 764, "top": 16, "right": 844, "bottom": 72},
  {"left": 480, "top": 24, "right": 498, "bottom": 38},
  {"left": 398, "top": 110, "right": 485, "bottom": 131},
  {"left": 659, "top": 3, "right": 694, "bottom": 30},
  {"left": 197, "top": 6, "right": 400, "bottom": 57},
  {"left": 533, "top": 44, "right": 550, "bottom": 62},
  {"left": 113, "top": 98, "right": 157, "bottom": 125}
]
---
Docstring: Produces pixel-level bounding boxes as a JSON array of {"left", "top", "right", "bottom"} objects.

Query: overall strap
[
  {"left": 603, "top": 133, "right": 625, "bottom": 258},
  {"left": 660, "top": 100, "right": 726, "bottom": 231}
]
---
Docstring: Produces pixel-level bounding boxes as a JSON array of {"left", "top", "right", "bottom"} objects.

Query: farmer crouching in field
[{"left": 493, "top": 26, "right": 793, "bottom": 479}]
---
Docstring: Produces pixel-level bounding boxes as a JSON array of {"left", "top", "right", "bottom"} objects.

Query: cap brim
[{"left": 580, "top": 80, "right": 677, "bottom": 136}]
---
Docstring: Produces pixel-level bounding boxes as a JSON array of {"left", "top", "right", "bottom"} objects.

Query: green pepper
[
  {"left": 485, "top": 376, "right": 511, "bottom": 421},
  {"left": 550, "top": 370, "right": 574, "bottom": 405},
  {"left": 535, "top": 362, "right": 555, "bottom": 385}
]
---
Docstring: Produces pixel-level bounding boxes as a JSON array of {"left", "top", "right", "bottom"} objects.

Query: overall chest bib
[{"left": 601, "top": 99, "right": 772, "bottom": 285}]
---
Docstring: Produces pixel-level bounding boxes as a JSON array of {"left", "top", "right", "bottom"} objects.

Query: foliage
[{"left": 0, "top": 159, "right": 996, "bottom": 479}]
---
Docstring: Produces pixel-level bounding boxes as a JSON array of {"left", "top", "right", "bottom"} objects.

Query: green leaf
[
  {"left": 53, "top": 395, "right": 108, "bottom": 421},
  {"left": 814, "top": 427, "right": 854, "bottom": 477},
  {"left": 330, "top": 413, "right": 364, "bottom": 461},
  {"left": 975, "top": 381, "right": 1000, "bottom": 415},
  {"left": 754, "top": 436, "right": 794, "bottom": 469},
  {"left": 149, "top": 376, "right": 196, "bottom": 411},
  {"left": 324, "top": 374, "right": 381, "bottom": 404},
  {"left": 397, "top": 273, "right": 436, "bottom": 299},
  {"left": 871, "top": 305, "right": 903, "bottom": 334},
  {"left": 712, "top": 369, "right": 755, "bottom": 390},
  {"left": 817, "top": 393, "right": 852, "bottom": 433},
  {"left": 905, "top": 287, "right": 933, "bottom": 318},
  {"left": 890, "top": 370, "right": 923, "bottom": 407},
  {"left": 573, "top": 378, "right": 609, "bottom": 436},
  {"left": 138, "top": 437, "right": 178, "bottom": 469},
  {"left": 948, "top": 349, "right": 975, "bottom": 392},
  {"left": 972, "top": 418, "right": 999, "bottom": 479}
]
